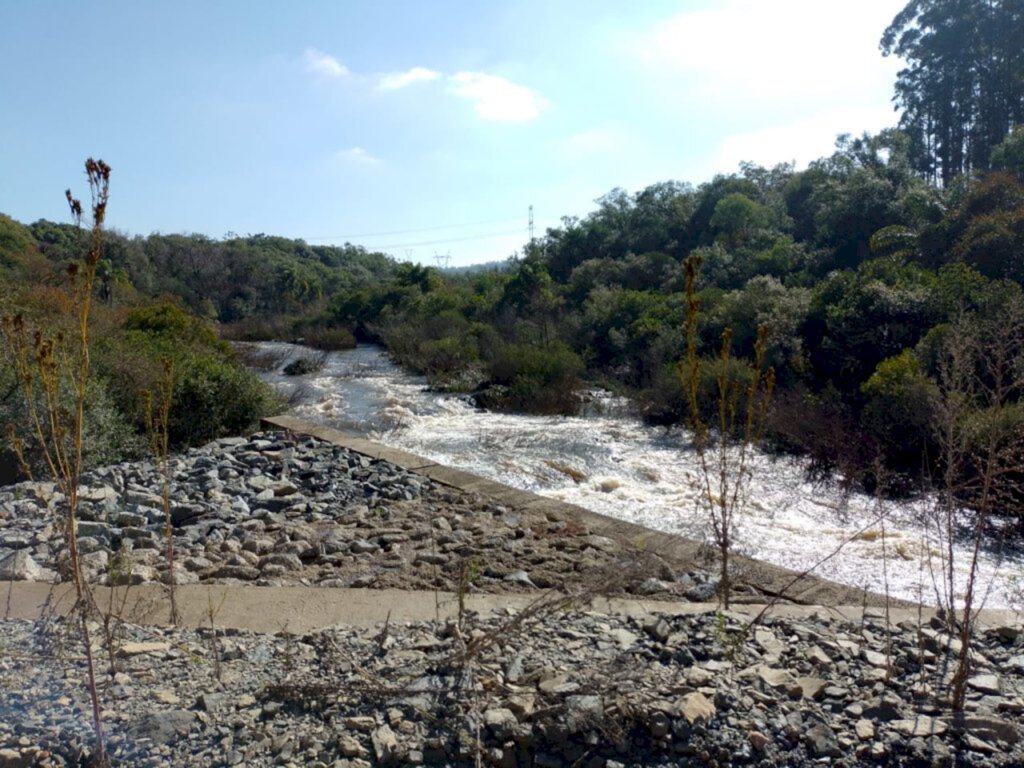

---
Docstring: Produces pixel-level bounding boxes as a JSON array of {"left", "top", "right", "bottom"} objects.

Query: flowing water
[{"left": 246, "top": 342, "right": 1023, "bottom": 609}]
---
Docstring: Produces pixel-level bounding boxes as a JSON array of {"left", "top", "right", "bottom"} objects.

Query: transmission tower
[
  {"left": 528, "top": 204, "right": 535, "bottom": 246},
  {"left": 434, "top": 251, "right": 451, "bottom": 270}
]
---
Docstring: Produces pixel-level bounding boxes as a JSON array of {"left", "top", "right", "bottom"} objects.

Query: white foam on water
[{"left": 251, "top": 343, "right": 1024, "bottom": 609}]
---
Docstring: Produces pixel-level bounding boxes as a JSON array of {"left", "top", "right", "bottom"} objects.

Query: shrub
[
  {"left": 299, "top": 324, "right": 356, "bottom": 351},
  {"left": 482, "top": 342, "right": 583, "bottom": 414},
  {"left": 861, "top": 349, "right": 938, "bottom": 476},
  {"left": 283, "top": 353, "right": 326, "bottom": 376}
]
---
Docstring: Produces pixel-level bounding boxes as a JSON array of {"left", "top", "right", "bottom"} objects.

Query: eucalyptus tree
[{"left": 881, "top": 0, "right": 1024, "bottom": 184}]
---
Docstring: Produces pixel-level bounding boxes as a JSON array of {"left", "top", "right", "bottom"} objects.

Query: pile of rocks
[
  {"left": 0, "top": 433, "right": 722, "bottom": 600},
  {"left": 1, "top": 602, "right": 1021, "bottom": 766}
]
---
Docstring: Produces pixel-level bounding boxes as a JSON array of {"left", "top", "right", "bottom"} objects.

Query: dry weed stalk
[
  {"left": 681, "top": 254, "right": 774, "bottom": 609},
  {"left": 928, "top": 297, "right": 1024, "bottom": 712},
  {"left": 143, "top": 357, "right": 178, "bottom": 624},
  {"left": 0, "top": 158, "right": 112, "bottom": 767}
]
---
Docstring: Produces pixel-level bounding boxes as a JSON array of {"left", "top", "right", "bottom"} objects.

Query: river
[{"left": 243, "top": 341, "right": 1023, "bottom": 610}]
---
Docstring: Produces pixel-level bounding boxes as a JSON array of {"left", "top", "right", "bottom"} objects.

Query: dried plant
[
  {"left": 143, "top": 357, "right": 178, "bottom": 624},
  {"left": 0, "top": 158, "right": 112, "bottom": 767},
  {"left": 681, "top": 254, "right": 774, "bottom": 608}
]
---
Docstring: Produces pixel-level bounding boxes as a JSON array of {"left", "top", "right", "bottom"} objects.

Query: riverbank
[
  {"left": 0, "top": 421, "right": 899, "bottom": 606},
  {"left": 1, "top": 424, "right": 1022, "bottom": 766}
]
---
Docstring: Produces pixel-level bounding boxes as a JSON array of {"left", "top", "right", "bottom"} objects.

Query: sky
[{"left": 0, "top": 1, "right": 907, "bottom": 267}]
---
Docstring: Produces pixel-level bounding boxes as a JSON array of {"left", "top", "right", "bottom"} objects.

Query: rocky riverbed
[
  {"left": 0, "top": 431, "right": 722, "bottom": 600},
  {"left": 1, "top": 431, "right": 1023, "bottom": 767}
]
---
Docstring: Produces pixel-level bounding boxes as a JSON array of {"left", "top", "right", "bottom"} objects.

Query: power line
[
  {"left": 372, "top": 228, "right": 527, "bottom": 250},
  {"left": 305, "top": 215, "right": 523, "bottom": 242}
]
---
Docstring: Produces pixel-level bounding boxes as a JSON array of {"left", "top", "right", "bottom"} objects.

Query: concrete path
[{"left": 4, "top": 581, "right": 1019, "bottom": 635}]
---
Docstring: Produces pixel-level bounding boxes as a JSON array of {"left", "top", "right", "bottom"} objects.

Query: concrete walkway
[{"left": 4, "top": 581, "right": 1019, "bottom": 635}]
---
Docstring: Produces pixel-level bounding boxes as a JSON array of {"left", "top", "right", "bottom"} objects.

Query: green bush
[
  {"left": 482, "top": 342, "right": 583, "bottom": 414},
  {"left": 419, "top": 335, "right": 480, "bottom": 389},
  {"left": 0, "top": 369, "right": 144, "bottom": 483},
  {"left": 299, "top": 324, "right": 356, "bottom": 351},
  {"left": 94, "top": 302, "right": 279, "bottom": 448},
  {"left": 861, "top": 350, "right": 937, "bottom": 472},
  {"left": 170, "top": 350, "right": 279, "bottom": 445}
]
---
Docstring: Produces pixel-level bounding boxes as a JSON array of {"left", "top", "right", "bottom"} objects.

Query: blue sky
[{"left": 0, "top": 1, "right": 906, "bottom": 267}]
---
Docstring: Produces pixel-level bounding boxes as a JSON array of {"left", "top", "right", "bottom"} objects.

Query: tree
[{"left": 881, "top": 0, "right": 1024, "bottom": 185}]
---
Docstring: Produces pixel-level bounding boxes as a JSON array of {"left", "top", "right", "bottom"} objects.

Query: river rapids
[{"left": 244, "top": 342, "right": 1023, "bottom": 610}]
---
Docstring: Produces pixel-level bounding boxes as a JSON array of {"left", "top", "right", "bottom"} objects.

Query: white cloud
[
  {"left": 448, "top": 72, "right": 548, "bottom": 122},
  {"left": 709, "top": 105, "right": 898, "bottom": 174},
  {"left": 379, "top": 66, "right": 441, "bottom": 90},
  {"left": 631, "top": 0, "right": 904, "bottom": 108},
  {"left": 335, "top": 147, "right": 380, "bottom": 165},
  {"left": 304, "top": 48, "right": 348, "bottom": 78}
]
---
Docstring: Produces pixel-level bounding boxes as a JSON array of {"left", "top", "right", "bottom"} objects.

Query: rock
[
  {"left": 564, "top": 695, "right": 603, "bottom": 732},
  {"left": 607, "top": 628, "right": 638, "bottom": 649},
  {"left": 993, "top": 624, "right": 1021, "bottom": 641},
  {"left": 117, "top": 641, "right": 170, "bottom": 657},
  {"left": 0, "top": 748, "right": 33, "bottom": 768},
  {"left": 685, "top": 581, "right": 718, "bottom": 602},
  {"left": 861, "top": 648, "right": 889, "bottom": 667},
  {"left": 797, "top": 676, "right": 828, "bottom": 701},
  {"left": 643, "top": 617, "right": 671, "bottom": 642},
  {"left": 635, "top": 577, "right": 670, "bottom": 595},
  {"left": 747, "top": 731, "right": 769, "bottom": 752},
  {"left": 861, "top": 693, "right": 903, "bottom": 721},
  {"left": 677, "top": 692, "right": 715, "bottom": 725},
  {"left": 483, "top": 708, "right": 518, "bottom": 740},
  {"left": 338, "top": 735, "right": 367, "bottom": 758},
  {"left": 126, "top": 709, "right": 196, "bottom": 744},
  {"left": 805, "top": 722, "right": 841, "bottom": 758},
  {"left": 890, "top": 716, "right": 947, "bottom": 737},
  {"left": 968, "top": 674, "right": 1001, "bottom": 694},
  {"left": 0, "top": 551, "right": 45, "bottom": 581},
  {"left": 805, "top": 644, "right": 834, "bottom": 667},
  {"left": 962, "top": 715, "right": 1020, "bottom": 745},
  {"left": 371, "top": 724, "right": 399, "bottom": 765},
  {"left": 855, "top": 719, "right": 875, "bottom": 740},
  {"left": 581, "top": 535, "right": 616, "bottom": 552},
  {"left": 751, "top": 665, "right": 800, "bottom": 697},
  {"left": 504, "top": 570, "right": 536, "bottom": 588}
]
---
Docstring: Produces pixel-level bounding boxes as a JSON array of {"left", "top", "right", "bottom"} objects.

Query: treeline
[
  {"left": 0, "top": 217, "right": 273, "bottom": 481},
  {"left": 21, "top": 221, "right": 395, "bottom": 343},
  {"left": 320, "top": 128, "right": 1024, "bottom": 512}
]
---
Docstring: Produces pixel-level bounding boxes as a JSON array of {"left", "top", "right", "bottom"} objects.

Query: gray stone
[
  {"left": 483, "top": 708, "right": 518, "bottom": 740},
  {"left": 962, "top": 715, "right": 1020, "bottom": 745},
  {"left": 564, "top": 695, "right": 603, "bottom": 732},
  {"left": 805, "top": 722, "right": 841, "bottom": 758},
  {"left": 126, "top": 709, "right": 196, "bottom": 744},
  {"left": 967, "top": 674, "right": 1001, "bottom": 694},
  {"left": 643, "top": 617, "right": 671, "bottom": 642}
]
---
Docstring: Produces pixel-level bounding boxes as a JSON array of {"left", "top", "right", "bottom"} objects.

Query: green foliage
[
  {"left": 169, "top": 350, "right": 278, "bottom": 445},
  {"left": 710, "top": 193, "right": 771, "bottom": 248},
  {"left": 882, "top": 0, "right": 1024, "bottom": 184},
  {"left": 93, "top": 303, "right": 277, "bottom": 449},
  {"left": 861, "top": 350, "right": 938, "bottom": 472},
  {"left": 482, "top": 343, "right": 583, "bottom": 414},
  {"left": 0, "top": 214, "right": 38, "bottom": 273}
]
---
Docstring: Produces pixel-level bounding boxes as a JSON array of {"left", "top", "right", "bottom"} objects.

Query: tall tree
[{"left": 881, "top": 0, "right": 1024, "bottom": 185}]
